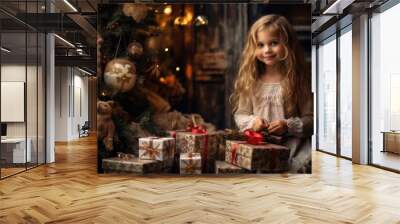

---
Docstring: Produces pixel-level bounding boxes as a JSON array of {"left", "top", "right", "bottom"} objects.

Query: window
[
  {"left": 370, "top": 2, "right": 400, "bottom": 171},
  {"left": 339, "top": 27, "right": 352, "bottom": 158},
  {"left": 317, "top": 35, "right": 337, "bottom": 154}
]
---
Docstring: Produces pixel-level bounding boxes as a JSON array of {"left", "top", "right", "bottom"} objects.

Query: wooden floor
[
  {"left": 372, "top": 150, "right": 400, "bottom": 171},
  {"left": 1, "top": 136, "right": 400, "bottom": 223},
  {"left": 1, "top": 167, "right": 26, "bottom": 178}
]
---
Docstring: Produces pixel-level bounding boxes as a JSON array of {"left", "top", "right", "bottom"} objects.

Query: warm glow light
[
  {"left": 174, "top": 16, "right": 185, "bottom": 26},
  {"left": 185, "top": 64, "right": 193, "bottom": 79},
  {"left": 159, "top": 77, "right": 166, "bottom": 84},
  {"left": 176, "top": 67, "right": 180, "bottom": 72},
  {"left": 160, "top": 21, "right": 167, "bottom": 28},
  {"left": 164, "top": 5, "right": 172, "bottom": 15},
  {"left": 185, "top": 11, "right": 193, "bottom": 23},
  {"left": 164, "top": 48, "right": 169, "bottom": 52},
  {"left": 194, "top": 15, "right": 208, "bottom": 26},
  {"left": 174, "top": 10, "right": 193, "bottom": 26},
  {"left": 165, "top": 74, "right": 176, "bottom": 86}
]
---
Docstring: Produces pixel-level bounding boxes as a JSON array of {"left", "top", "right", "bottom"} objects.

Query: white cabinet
[{"left": 1, "top": 138, "right": 32, "bottom": 163}]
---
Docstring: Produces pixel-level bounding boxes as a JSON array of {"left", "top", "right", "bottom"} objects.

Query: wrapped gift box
[
  {"left": 213, "top": 129, "right": 246, "bottom": 162},
  {"left": 102, "top": 157, "right": 169, "bottom": 174},
  {"left": 225, "top": 140, "right": 289, "bottom": 172},
  {"left": 176, "top": 131, "right": 223, "bottom": 173},
  {"left": 139, "top": 137, "right": 175, "bottom": 161},
  {"left": 179, "top": 153, "right": 202, "bottom": 175},
  {"left": 175, "top": 131, "right": 219, "bottom": 154},
  {"left": 215, "top": 160, "right": 250, "bottom": 174}
]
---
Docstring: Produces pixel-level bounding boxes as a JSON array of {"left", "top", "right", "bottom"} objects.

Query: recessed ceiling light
[
  {"left": 322, "top": 0, "right": 354, "bottom": 15},
  {"left": 54, "top": 34, "right": 75, "bottom": 48},
  {"left": 77, "top": 67, "right": 93, "bottom": 76},
  {"left": 1, "top": 47, "right": 11, "bottom": 53},
  {"left": 63, "top": 0, "right": 78, "bottom": 12}
]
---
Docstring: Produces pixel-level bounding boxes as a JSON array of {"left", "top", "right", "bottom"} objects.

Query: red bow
[
  {"left": 169, "top": 131, "right": 177, "bottom": 138},
  {"left": 186, "top": 124, "right": 207, "bottom": 134},
  {"left": 244, "top": 129, "right": 263, "bottom": 145},
  {"left": 186, "top": 123, "right": 208, "bottom": 171}
]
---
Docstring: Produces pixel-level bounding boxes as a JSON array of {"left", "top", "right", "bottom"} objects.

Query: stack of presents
[{"left": 102, "top": 126, "right": 290, "bottom": 174}]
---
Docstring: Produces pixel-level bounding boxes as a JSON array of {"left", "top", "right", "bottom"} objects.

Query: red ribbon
[
  {"left": 186, "top": 124, "right": 208, "bottom": 171},
  {"left": 244, "top": 129, "right": 263, "bottom": 145},
  {"left": 169, "top": 131, "right": 177, "bottom": 138},
  {"left": 230, "top": 142, "right": 239, "bottom": 165}
]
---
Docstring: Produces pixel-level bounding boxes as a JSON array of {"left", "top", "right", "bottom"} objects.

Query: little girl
[{"left": 231, "top": 15, "right": 313, "bottom": 173}]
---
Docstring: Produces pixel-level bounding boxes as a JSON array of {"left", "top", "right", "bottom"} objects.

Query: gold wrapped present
[
  {"left": 179, "top": 153, "right": 202, "bottom": 175},
  {"left": 102, "top": 156, "right": 165, "bottom": 174},
  {"left": 139, "top": 137, "right": 175, "bottom": 161},
  {"left": 225, "top": 140, "right": 289, "bottom": 172}
]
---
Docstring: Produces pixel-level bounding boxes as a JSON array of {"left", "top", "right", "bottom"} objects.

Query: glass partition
[
  {"left": 0, "top": 1, "right": 46, "bottom": 179},
  {"left": 370, "top": 3, "right": 400, "bottom": 171},
  {"left": 1, "top": 27, "right": 28, "bottom": 178},
  {"left": 317, "top": 35, "right": 337, "bottom": 155}
]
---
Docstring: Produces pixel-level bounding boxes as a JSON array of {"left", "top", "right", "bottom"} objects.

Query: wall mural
[{"left": 97, "top": 3, "right": 312, "bottom": 175}]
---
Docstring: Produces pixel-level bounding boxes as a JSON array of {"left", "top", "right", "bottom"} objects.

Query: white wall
[
  {"left": 55, "top": 67, "right": 89, "bottom": 141},
  {"left": 1, "top": 64, "right": 46, "bottom": 164},
  {"left": 55, "top": 66, "right": 69, "bottom": 141},
  {"left": 1, "top": 65, "right": 41, "bottom": 137}
]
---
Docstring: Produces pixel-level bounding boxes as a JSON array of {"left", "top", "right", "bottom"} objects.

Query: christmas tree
[{"left": 97, "top": 4, "right": 202, "bottom": 158}]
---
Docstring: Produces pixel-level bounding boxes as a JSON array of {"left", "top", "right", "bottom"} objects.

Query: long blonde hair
[{"left": 231, "top": 14, "right": 311, "bottom": 117}]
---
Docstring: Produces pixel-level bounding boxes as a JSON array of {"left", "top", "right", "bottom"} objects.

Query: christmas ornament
[
  {"left": 104, "top": 58, "right": 136, "bottom": 93},
  {"left": 127, "top": 41, "right": 143, "bottom": 58},
  {"left": 122, "top": 3, "right": 148, "bottom": 23}
]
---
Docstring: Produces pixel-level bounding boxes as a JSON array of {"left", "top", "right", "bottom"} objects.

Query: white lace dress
[{"left": 234, "top": 82, "right": 313, "bottom": 173}]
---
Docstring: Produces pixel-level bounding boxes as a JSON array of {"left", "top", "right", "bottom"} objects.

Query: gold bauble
[{"left": 104, "top": 58, "right": 136, "bottom": 93}]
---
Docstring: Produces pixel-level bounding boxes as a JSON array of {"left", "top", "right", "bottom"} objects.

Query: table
[
  {"left": 1, "top": 138, "right": 32, "bottom": 163},
  {"left": 381, "top": 131, "right": 400, "bottom": 154}
]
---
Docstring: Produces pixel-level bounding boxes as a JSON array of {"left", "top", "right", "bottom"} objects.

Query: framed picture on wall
[
  {"left": 97, "top": 3, "right": 313, "bottom": 175},
  {"left": 1, "top": 81, "right": 25, "bottom": 122}
]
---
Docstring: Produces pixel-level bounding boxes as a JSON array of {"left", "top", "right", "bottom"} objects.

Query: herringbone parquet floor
[{"left": 1, "top": 135, "right": 400, "bottom": 224}]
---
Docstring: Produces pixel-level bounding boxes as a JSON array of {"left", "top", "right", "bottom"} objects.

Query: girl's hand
[
  {"left": 268, "top": 120, "right": 288, "bottom": 136},
  {"left": 252, "top": 117, "right": 269, "bottom": 131}
]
